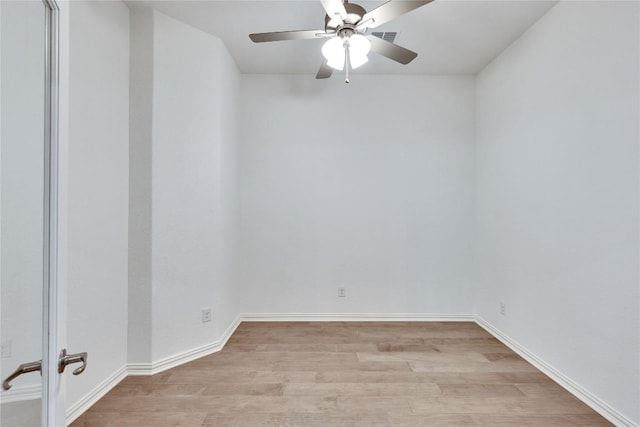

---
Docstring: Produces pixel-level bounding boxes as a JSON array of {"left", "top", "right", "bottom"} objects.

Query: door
[{"left": 1, "top": 1, "right": 64, "bottom": 425}]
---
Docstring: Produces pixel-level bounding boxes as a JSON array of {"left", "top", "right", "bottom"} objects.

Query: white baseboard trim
[
  {"left": 125, "top": 313, "right": 472, "bottom": 376},
  {"left": 0, "top": 384, "right": 41, "bottom": 404},
  {"left": 65, "top": 364, "right": 127, "bottom": 425},
  {"left": 125, "top": 314, "right": 471, "bottom": 376},
  {"left": 127, "top": 314, "right": 242, "bottom": 376},
  {"left": 475, "top": 316, "right": 637, "bottom": 427},
  {"left": 240, "top": 312, "right": 475, "bottom": 322}
]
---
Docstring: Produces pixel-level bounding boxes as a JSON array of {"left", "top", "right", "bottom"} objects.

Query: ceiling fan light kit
[
  {"left": 321, "top": 33, "right": 370, "bottom": 71},
  {"left": 249, "top": 0, "right": 434, "bottom": 83}
]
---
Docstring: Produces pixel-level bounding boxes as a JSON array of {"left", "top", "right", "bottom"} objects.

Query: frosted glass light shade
[
  {"left": 322, "top": 34, "right": 371, "bottom": 71},
  {"left": 322, "top": 37, "right": 346, "bottom": 70},
  {"left": 348, "top": 34, "right": 370, "bottom": 69},
  {"left": 349, "top": 52, "right": 368, "bottom": 69}
]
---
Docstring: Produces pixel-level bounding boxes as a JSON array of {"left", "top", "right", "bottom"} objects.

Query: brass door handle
[
  {"left": 2, "top": 360, "right": 42, "bottom": 391},
  {"left": 58, "top": 348, "right": 87, "bottom": 375}
]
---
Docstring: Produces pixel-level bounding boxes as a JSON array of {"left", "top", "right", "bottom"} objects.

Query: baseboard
[
  {"left": 475, "top": 316, "right": 637, "bottom": 427},
  {"left": 128, "top": 314, "right": 242, "bottom": 376},
  {"left": 125, "top": 313, "right": 472, "bottom": 375},
  {"left": 240, "top": 312, "right": 475, "bottom": 322},
  {"left": 0, "top": 384, "right": 41, "bottom": 404},
  {"left": 65, "top": 364, "right": 127, "bottom": 425}
]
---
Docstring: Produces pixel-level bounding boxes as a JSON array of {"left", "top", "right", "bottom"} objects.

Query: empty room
[{"left": 0, "top": 0, "right": 638, "bottom": 426}]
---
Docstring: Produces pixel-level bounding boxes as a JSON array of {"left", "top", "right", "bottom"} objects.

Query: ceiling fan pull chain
[{"left": 344, "top": 44, "right": 351, "bottom": 84}]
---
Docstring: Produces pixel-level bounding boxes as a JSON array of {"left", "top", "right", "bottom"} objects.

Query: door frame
[{"left": 42, "top": 0, "right": 60, "bottom": 425}]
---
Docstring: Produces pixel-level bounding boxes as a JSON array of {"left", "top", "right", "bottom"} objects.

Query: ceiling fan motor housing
[{"left": 324, "top": 2, "right": 367, "bottom": 35}]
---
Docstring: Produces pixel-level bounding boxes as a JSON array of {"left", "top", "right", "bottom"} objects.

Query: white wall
[
  {"left": 127, "top": 10, "right": 240, "bottom": 364},
  {"left": 475, "top": 2, "right": 639, "bottom": 424},
  {"left": 152, "top": 10, "right": 224, "bottom": 360},
  {"left": 127, "top": 6, "right": 153, "bottom": 366},
  {"left": 67, "top": 0, "right": 130, "bottom": 409},
  {"left": 239, "top": 75, "right": 475, "bottom": 315},
  {"left": 215, "top": 36, "right": 241, "bottom": 334}
]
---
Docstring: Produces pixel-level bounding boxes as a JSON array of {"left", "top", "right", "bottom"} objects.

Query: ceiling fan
[{"left": 249, "top": 0, "right": 434, "bottom": 83}]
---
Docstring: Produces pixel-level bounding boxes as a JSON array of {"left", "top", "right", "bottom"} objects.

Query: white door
[{"left": 1, "top": 1, "right": 75, "bottom": 425}]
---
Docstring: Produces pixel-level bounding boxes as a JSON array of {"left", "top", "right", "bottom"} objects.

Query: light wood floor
[{"left": 71, "top": 322, "right": 610, "bottom": 426}]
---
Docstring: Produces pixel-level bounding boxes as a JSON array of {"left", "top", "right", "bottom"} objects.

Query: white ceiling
[{"left": 126, "top": 0, "right": 557, "bottom": 75}]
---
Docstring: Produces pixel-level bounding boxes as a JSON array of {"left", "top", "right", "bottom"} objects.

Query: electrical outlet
[
  {"left": 201, "top": 308, "right": 212, "bottom": 323},
  {"left": 500, "top": 302, "right": 506, "bottom": 316},
  {"left": 338, "top": 287, "right": 346, "bottom": 298},
  {"left": 1, "top": 340, "right": 11, "bottom": 358}
]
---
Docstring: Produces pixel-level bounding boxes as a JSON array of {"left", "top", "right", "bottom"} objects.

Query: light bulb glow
[
  {"left": 349, "top": 34, "right": 371, "bottom": 56},
  {"left": 322, "top": 37, "right": 345, "bottom": 70},
  {"left": 322, "top": 34, "right": 371, "bottom": 71},
  {"left": 349, "top": 52, "right": 369, "bottom": 69}
]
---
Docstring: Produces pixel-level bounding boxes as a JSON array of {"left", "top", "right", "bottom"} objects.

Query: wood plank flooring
[{"left": 71, "top": 322, "right": 611, "bottom": 426}]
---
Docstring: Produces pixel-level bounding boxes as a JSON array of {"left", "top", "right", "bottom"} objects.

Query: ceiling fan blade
[
  {"left": 361, "top": 0, "right": 433, "bottom": 29},
  {"left": 320, "top": 0, "right": 348, "bottom": 21},
  {"left": 368, "top": 35, "right": 418, "bottom": 65},
  {"left": 316, "top": 60, "right": 334, "bottom": 79},
  {"left": 249, "top": 30, "right": 327, "bottom": 43}
]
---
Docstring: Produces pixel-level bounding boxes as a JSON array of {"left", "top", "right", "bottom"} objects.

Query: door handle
[
  {"left": 58, "top": 349, "right": 87, "bottom": 375},
  {"left": 2, "top": 360, "right": 42, "bottom": 391},
  {"left": 2, "top": 349, "right": 87, "bottom": 391}
]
